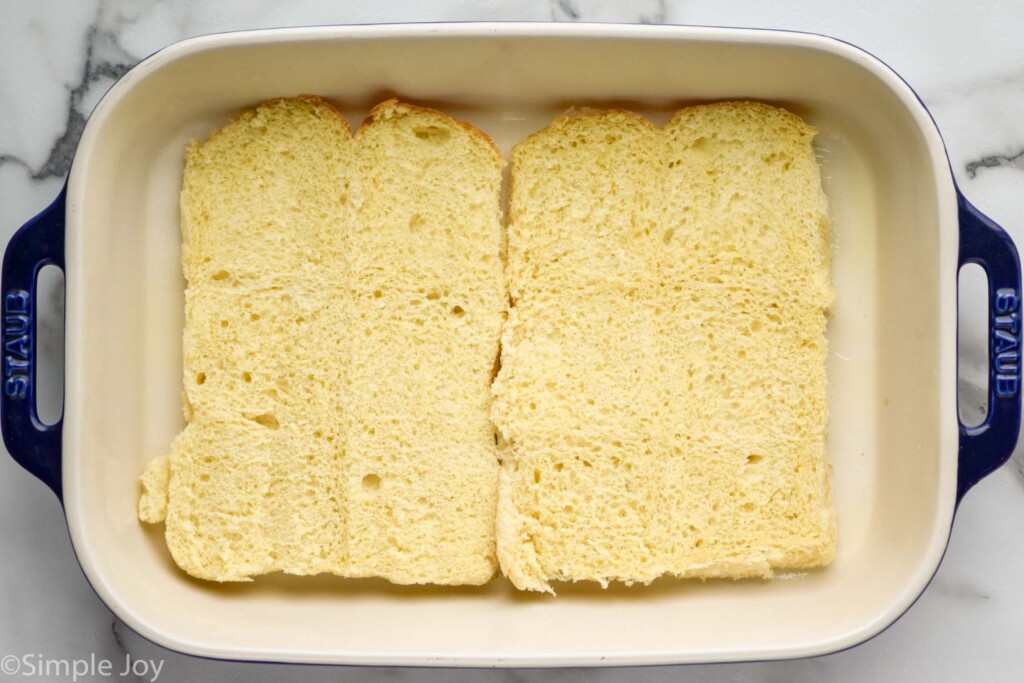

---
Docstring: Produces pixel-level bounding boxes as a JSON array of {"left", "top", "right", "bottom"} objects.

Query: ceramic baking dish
[{"left": 2, "top": 23, "right": 1020, "bottom": 667}]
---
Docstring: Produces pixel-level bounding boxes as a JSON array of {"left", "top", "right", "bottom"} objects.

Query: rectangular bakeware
[{"left": 2, "top": 23, "right": 1020, "bottom": 666}]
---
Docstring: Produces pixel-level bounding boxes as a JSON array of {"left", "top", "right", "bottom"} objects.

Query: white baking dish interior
[{"left": 64, "top": 25, "right": 957, "bottom": 665}]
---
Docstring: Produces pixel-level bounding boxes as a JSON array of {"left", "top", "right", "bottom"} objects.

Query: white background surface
[{"left": 1, "top": 1, "right": 1022, "bottom": 681}]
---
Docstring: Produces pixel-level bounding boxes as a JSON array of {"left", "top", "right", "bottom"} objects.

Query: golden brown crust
[
  {"left": 199, "top": 96, "right": 505, "bottom": 165},
  {"left": 666, "top": 100, "right": 817, "bottom": 136},
  {"left": 514, "top": 102, "right": 815, "bottom": 162},
  {"left": 292, "top": 93, "right": 355, "bottom": 134},
  {"left": 512, "top": 107, "right": 660, "bottom": 161},
  {"left": 553, "top": 106, "right": 659, "bottom": 130},
  {"left": 189, "top": 95, "right": 354, "bottom": 158},
  {"left": 360, "top": 98, "right": 504, "bottom": 165}
]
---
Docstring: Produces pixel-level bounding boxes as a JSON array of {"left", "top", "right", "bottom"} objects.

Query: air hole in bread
[
  {"left": 409, "top": 213, "right": 425, "bottom": 230},
  {"left": 373, "top": 289, "right": 382, "bottom": 298},
  {"left": 362, "top": 474, "right": 381, "bottom": 491},
  {"left": 451, "top": 305, "right": 465, "bottom": 317},
  {"left": 248, "top": 412, "right": 279, "bottom": 429},
  {"left": 212, "top": 270, "right": 229, "bottom": 280},
  {"left": 747, "top": 454, "right": 763, "bottom": 465},
  {"left": 413, "top": 125, "right": 450, "bottom": 143},
  {"left": 195, "top": 372, "right": 206, "bottom": 385},
  {"left": 241, "top": 372, "right": 252, "bottom": 383}
]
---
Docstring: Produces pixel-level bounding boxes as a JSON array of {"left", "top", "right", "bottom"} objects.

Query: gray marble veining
[
  {"left": 966, "top": 149, "right": 1024, "bottom": 179},
  {"left": 551, "top": 0, "right": 667, "bottom": 23}
]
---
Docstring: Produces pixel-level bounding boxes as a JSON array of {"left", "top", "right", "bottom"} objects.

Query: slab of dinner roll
[
  {"left": 139, "top": 97, "right": 505, "bottom": 585},
  {"left": 492, "top": 102, "right": 835, "bottom": 593}
]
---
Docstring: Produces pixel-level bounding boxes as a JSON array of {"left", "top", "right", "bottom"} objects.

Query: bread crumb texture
[
  {"left": 138, "top": 455, "right": 170, "bottom": 523},
  {"left": 141, "top": 97, "right": 505, "bottom": 584},
  {"left": 492, "top": 102, "right": 835, "bottom": 593}
]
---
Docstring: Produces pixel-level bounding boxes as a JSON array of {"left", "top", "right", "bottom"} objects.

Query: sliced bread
[
  {"left": 341, "top": 101, "right": 506, "bottom": 584},
  {"left": 139, "top": 97, "right": 505, "bottom": 584},
  {"left": 492, "top": 102, "right": 835, "bottom": 592}
]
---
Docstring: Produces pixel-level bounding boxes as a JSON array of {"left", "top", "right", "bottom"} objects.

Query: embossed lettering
[
  {"left": 996, "top": 375, "right": 1020, "bottom": 398},
  {"left": 995, "top": 313, "right": 1020, "bottom": 334},
  {"left": 4, "top": 357, "right": 28, "bottom": 374},
  {"left": 995, "top": 351, "right": 1019, "bottom": 374},
  {"left": 4, "top": 376, "right": 28, "bottom": 399},
  {"left": 2, "top": 290, "right": 31, "bottom": 401},
  {"left": 4, "top": 290, "right": 29, "bottom": 315},
  {"left": 990, "top": 289, "right": 1021, "bottom": 399},
  {"left": 4, "top": 335, "right": 29, "bottom": 359},
  {"left": 995, "top": 288, "right": 1019, "bottom": 314},
  {"left": 994, "top": 328, "right": 1019, "bottom": 354},
  {"left": 4, "top": 314, "right": 28, "bottom": 336}
]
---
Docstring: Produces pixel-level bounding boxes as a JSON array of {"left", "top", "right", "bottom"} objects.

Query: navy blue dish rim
[
  {"left": 0, "top": 23, "right": 1020, "bottom": 666},
  {"left": 2, "top": 187, "right": 64, "bottom": 500},
  {"left": 956, "top": 193, "right": 1022, "bottom": 498}
]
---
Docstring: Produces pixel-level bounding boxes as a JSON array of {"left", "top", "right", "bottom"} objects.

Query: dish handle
[
  {"left": 0, "top": 188, "right": 64, "bottom": 502},
  {"left": 957, "top": 189, "right": 1023, "bottom": 501}
]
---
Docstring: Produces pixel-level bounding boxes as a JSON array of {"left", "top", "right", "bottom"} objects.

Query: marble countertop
[{"left": 2, "top": 1, "right": 1023, "bottom": 681}]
